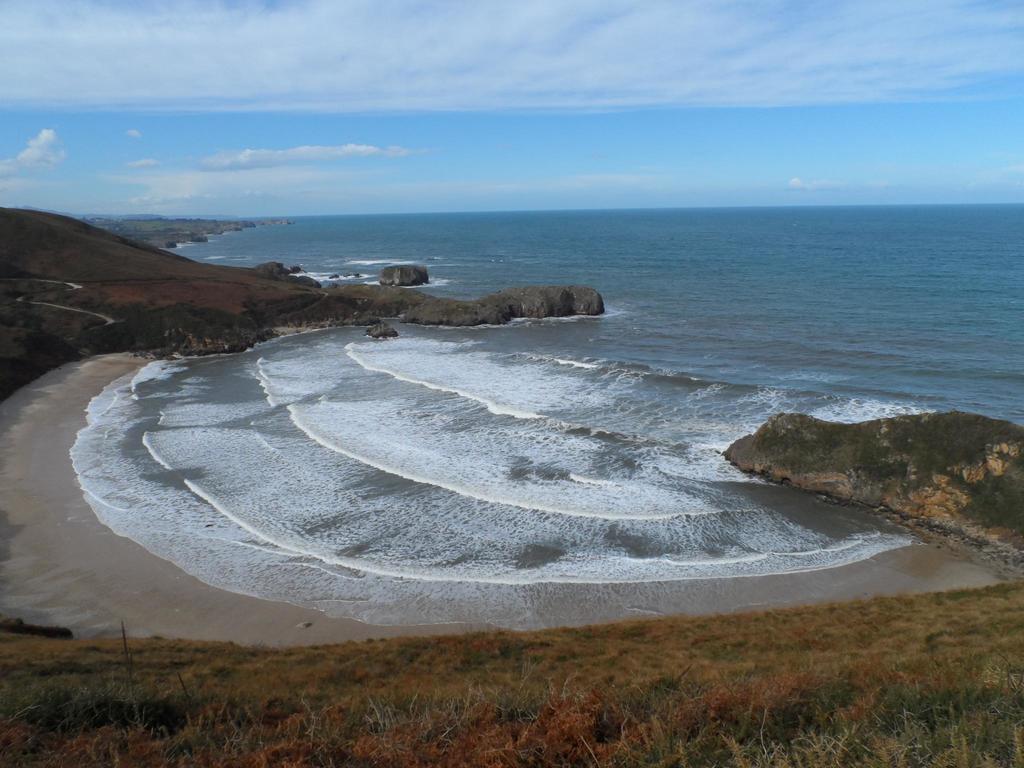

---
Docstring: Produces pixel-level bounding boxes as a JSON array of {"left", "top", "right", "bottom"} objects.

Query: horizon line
[{"left": 12, "top": 200, "right": 1024, "bottom": 221}]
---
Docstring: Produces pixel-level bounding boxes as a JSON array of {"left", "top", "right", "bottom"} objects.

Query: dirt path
[{"left": 3, "top": 278, "right": 118, "bottom": 326}]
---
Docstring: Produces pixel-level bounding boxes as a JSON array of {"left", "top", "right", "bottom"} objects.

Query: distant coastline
[{"left": 83, "top": 215, "right": 293, "bottom": 250}]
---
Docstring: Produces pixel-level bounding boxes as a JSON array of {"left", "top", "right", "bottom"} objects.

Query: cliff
[{"left": 724, "top": 411, "right": 1024, "bottom": 538}]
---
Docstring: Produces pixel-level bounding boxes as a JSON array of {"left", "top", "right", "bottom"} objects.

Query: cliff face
[{"left": 724, "top": 412, "right": 1024, "bottom": 535}]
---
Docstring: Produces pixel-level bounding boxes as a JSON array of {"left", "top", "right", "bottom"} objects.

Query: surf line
[
  {"left": 344, "top": 343, "right": 543, "bottom": 420},
  {"left": 287, "top": 404, "right": 704, "bottom": 521}
]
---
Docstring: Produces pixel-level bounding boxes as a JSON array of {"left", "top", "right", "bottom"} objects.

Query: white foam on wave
[
  {"left": 135, "top": 414, "right": 911, "bottom": 586},
  {"left": 289, "top": 398, "right": 713, "bottom": 520},
  {"left": 568, "top": 473, "right": 616, "bottom": 486},
  {"left": 344, "top": 337, "right": 623, "bottom": 420},
  {"left": 345, "top": 341, "right": 543, "bottom": 419},
  {"left": 298, "top": 271, "right": 372, "bottom": 283},
  {"left": 129, "top": 360, "right": 187, "bottom": 400},
  {"left": 810, "top": 397, "right": 926, "bottom": 423},
  {"left": 346, "top": 259, "right": 416, "bottom": 266},
  {"left": 526, "top": 354, "right": 601, "bottom": 370},
  {"left": 157, "top": 399, "right": 269, "bottom": 427},
  {"left": 253, "top": 352, "right": 347, "bottom": 407},
  {"left": 85, "top": 372, "right": 131, "bottom": 422}
]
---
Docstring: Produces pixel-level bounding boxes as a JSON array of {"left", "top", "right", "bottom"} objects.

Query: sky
[{"left": 2, "top": 0, "right": 1024, "bottom": 216}]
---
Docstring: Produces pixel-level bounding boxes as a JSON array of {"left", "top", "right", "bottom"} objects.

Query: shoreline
[
  {"left": 0, "top": 354, "right": 1009, "bottom": 646},
  {"left": 0, "top": 355, "right": 481, "bottom": 645}
]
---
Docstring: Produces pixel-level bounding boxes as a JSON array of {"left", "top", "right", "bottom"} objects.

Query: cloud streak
[
  {"left": 0, "top": 129, "right": 65, "bottom": 177},
  {"left": 2, "top": 1, "right": 1023, "bottom": 112},
  {"left": 788, "top": 177, "right": 845, "bottom": 191},
  {"left": 201, "top": 143, "right": 415, "bottom": 170}
]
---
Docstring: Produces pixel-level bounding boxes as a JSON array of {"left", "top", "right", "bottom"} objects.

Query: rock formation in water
[
  {"left": 379, "top": 265, "right": 429, "bottom": 286},
  {"left": 366, "top": 321, "right": 399, "bottom": 339},
  {"left": 401, "top": 285, "right": 604, "bottom": 326},
  {"left": 724, "top": 411, "right": 1024, "bottom": 536}
]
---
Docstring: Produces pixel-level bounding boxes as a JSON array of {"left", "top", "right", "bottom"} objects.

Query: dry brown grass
[{"left": 4, "top": 582, "right": 1024, "bottom": 766}]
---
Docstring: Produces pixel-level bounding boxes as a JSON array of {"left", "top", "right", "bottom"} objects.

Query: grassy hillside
[
  {"left": 3, "top": 582, "right": 1024, "bottom": 766},
  {"left": 0, "top": 208, "right": 319, "bottom": 399}
]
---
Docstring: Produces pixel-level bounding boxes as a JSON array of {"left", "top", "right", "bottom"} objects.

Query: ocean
[{"left": 71, "top": 206, "right": 1024, "bottom": 627}]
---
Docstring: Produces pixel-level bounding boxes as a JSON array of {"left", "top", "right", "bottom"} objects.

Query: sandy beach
[
  {"left": 0, "top": 355, "right": 1007, "bottom": 646},
  {"left": 0, "top": 355, "right": 480, "bottom": 645}
]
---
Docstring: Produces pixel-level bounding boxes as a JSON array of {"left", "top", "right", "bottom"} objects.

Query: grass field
[{"left": 4, "top": 581, "right": 1024, "bottom": 766}]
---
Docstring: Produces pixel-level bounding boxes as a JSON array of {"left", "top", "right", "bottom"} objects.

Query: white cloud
[
  {"left": 126, "top": 129, "right": 142, "bottom": 139},
  {"left": 1, "top": 1, "right": 1022, "bottom": 111},
  {"left": 0, "top": 129, "right": 66, "bottom": 177},
  {"left": 201, "top": 143, "right": 415, "bottom": 171},
  {"left": 126, "top": 158, "right": 160, "bottom": 168},
  {"left": 15, "top": 128, "right": 65, "bottom": 169},
  {"left": 788, "top": 177, "right": 845, "bottom": 191}
]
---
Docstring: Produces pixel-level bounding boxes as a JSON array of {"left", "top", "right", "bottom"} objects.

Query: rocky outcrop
[
  {"left": 401, "top": 285, "right": 604, "bottom": 326},
  {"left": 0, "top": 616, "right": 73, "bottom": 639},
  {"left": 253, "top": 261, "right": 293, "bottom": 280},
  {"left": 400, "top": 298, "right": 504, "bottom": 326},
  {"left": 380, "top": 265, "right": 429, "bottom": 286},
  {"left": 724, "top": 411, "right": 1024, "bottom": 535},
  {"left": 366, "top": 322, "right": 398, "bottom": 339},
  {"left": 490, "top": 285, "right": 604, "bottom": 319},
  {"left": 252, "top": 262, "right": 320, "bottom": 287}
]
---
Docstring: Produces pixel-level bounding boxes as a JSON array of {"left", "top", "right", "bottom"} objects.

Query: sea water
[{"left": 71, "top": 206, "right": 1024, "bottom": 627}]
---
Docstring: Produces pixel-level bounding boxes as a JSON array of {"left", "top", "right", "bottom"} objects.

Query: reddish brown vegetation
[{"left": 3, "top": 582, "right": 1024, "bottom": 766}]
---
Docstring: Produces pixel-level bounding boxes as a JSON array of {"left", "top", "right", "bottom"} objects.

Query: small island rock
[
  {"left": 366, "top": 322, "right": 399, "bottom": 339},
  {"left": 380, "top": 265, "right": 429, "bottom": 286}
]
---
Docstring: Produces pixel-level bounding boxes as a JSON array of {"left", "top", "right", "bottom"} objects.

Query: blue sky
[{"left": 2, "top": 0, "right": 1024, "bottom": 215}]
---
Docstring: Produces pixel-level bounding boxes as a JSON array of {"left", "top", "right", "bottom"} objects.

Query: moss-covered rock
[
  {"left": 379, "top": 264, "right": 429, "bottom": 286},
  {"left": 724, "top": 412, "right": 1024, "bottom": 535}
]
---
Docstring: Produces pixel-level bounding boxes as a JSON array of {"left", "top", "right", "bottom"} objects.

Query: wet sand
[{"left": 0, "top": 355, "right": 1007, "bottom": 646}]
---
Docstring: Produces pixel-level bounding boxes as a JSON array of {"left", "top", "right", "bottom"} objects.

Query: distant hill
[
  {"left": 2, "top": 208, "right": 217, "bottom": 282},
  {"left": 83, "top": 215, "right": 292, "bottom": 249}
]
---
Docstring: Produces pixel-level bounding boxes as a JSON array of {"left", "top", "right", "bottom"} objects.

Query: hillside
[
  {"left": 3, "top": 582, "right": 1024, "bottom": 766},
  {"left": 0, "top": 208, "right": 603, "bottom": 400}
]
